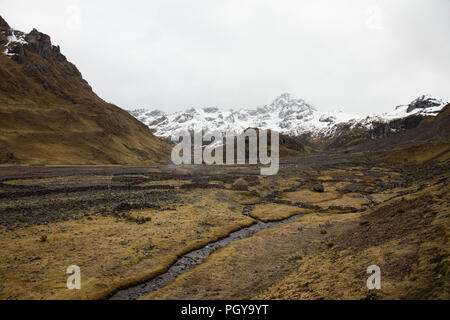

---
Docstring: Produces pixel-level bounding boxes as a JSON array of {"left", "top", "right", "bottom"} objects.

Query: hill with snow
[{"left": 130, "top": 94, "right": 447, "bottom": 141}]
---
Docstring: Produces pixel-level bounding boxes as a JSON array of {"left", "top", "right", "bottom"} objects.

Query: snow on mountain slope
[
  {"left": 130, "top": 93, "right": 359, "bottom": 138},
  {"left": 2, "top": 30, "right": 27, "bottom": 56},
  {"left": 129, "top": 94, "right": 447, "bottom": 139},
  {"left": 354, "top": 95, "right": 446, "bottom": 127}
]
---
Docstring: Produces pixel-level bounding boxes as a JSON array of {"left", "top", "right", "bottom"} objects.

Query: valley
[
  {"left": 0, "top": 151, "right": 448, "bottom": 300},
  {"left": 0, "top": 13, "right": 448, "bottom": 302}
]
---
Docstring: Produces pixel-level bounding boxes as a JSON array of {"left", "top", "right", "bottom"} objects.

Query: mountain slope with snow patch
[{"left": 130, "top": 94, "right": 447, "bottom": 141}]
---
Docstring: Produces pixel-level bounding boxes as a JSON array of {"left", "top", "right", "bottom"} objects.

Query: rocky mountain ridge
[
  {"left": 0, "top": 16, "right": 170, "bottom": 164},
  {"left": 130, "top": 94, "right": 447, "bottom": 147}
]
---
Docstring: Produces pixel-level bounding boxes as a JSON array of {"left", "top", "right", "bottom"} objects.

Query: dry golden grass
[
  {"left": 255, "top": 238, "right": 420, "bottom": 300},
  {"left": 0, "top": 102, "right": 171, "bottom": 165},
  {"left": 250, "top": 176, "right": 303, "bottom": 198},
  {"left": 318, "top": 194, "right": 370, "bottom": 209},
  {"left": 142, "top": 183, "right": 449, "bottom": 300},
  {"left": 142, "top": 211, "right": 360, "bottom": 300},
  {"left": 250, "top": 203, "right": 312, "bottom": 222},
  {"left": 382, "top": 141, "right": 450, "bottom": 163},
  {"left": 281, "top": 188, "right": 340, "bottom": 204},
  {"left": 370, "top": 185, "right": 416, "bottom": 203},
  {"left": 0, "top": 189, "right": 254, "bottom": 300},
  {"left": 0, "top": 39, "right": 170, "bottom": 165},
  {"left": 258, "top": 183, "right": 450, "bottom": 300}
]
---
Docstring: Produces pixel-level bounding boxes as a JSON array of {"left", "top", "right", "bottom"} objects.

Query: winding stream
[{"left": 109, "top": 214, "right": 303, "bottom": 300}]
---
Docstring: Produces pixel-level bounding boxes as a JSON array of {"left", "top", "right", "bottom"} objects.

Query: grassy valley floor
[{"left": 0, "top": 152, "right": 448, "bottom": 300}]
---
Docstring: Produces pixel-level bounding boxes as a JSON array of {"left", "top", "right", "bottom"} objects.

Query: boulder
[
  {"left": 232, "top": 178, "right": 249, "bottom": 190},
  {"left": 312, "top": 183, "right": 324, "bottom": 193},
  {"left": 406, "top": 95, "right": 443, "bottom": 113},
  {"left": 343, "top": 183, "right": 363, "bottom": 193}
]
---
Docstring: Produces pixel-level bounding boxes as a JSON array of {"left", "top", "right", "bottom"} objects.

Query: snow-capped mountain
[
  {"left": 129, "top": 93, "right": 359, "bottom": 138},
  {"left": 130, "top": 94, "right": 447, "bottom": 140}
]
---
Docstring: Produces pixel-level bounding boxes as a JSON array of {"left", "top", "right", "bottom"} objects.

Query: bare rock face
[
  {"left": 407, "top": 95, "right": 443, "bottom": 113},
  {"left": 232, "top": 178, "right": 249, "bottom": 190},
  {"left": 369, "top": 115, "right": 424, "bottom": 140},
  {"left": 1, "top": 20, "right": 67, "bottom": 64},
  {"left": 0, "top": 16, "right": 10, "bottom": 29},
  {"left": 8, "top": 43, "right": 26, "bottom": 63},
  {"left": 0, "top": 17, "right": 90, "bottom": 102},
  {"left": 25, "top": 28, "right": 66, "bottom": 61}
]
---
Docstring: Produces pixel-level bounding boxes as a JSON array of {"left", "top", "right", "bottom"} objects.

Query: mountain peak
[
  {"left": 1, "top": 23, "right": 67, "bottom": 63},
  {"left": 130, "top": 93, "right": 446, "bottom": 141},
  {"left": 0, "top": 16, "right": 10, "bottom": 29},
  {"left": 270, "top": 93, "right": 295, "bottom": 107},
  {"left": 275, "top": 92, "right": 292, "bottom": 102},
  {"left": 406, "top": 95, "right": 444, "bottom": 113},
  {"left": 268, "top": 93, "right": 316, "bottom": 115}
]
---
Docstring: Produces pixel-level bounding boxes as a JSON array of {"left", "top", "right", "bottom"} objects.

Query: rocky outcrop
[
  {"left": 369, "top": 115, "right": 424, "bottom": 140},
  {"left": 0, "top": 19, "right": 95, "bottom": 104},
  {"left": 312, "top": 184, "right": 324, "bottom": 193},
  {"left": 0, "top": 16, "right": 9, "bottom": 29},
  {"left": 1, "top": 26, "right": 67, "bottom": 64},
  {"left": 24, "top": 28, "right": 66, "bottom": 62},
  {"left": 406, "top": 95, "right": 443, "bottom": 113}
]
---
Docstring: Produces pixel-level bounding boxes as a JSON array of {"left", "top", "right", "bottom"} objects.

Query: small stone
[
  {"left": 312, "top": 184, "right": 324, "bottom": 193},
  {"left": 344, "top": 183, "right": 362, "bottom": 193},
  {"left": 232, "top": 178, "right": 249, "bottom": 190},
  {"left": 364, "top": 187, "right": 375, "bottom": 194}
]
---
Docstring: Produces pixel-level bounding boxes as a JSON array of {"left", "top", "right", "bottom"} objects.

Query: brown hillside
[
  {"left": 217, "top": 128, "right": 312, "bottom": 163},
  {"left": 0, "top": 16, "right": 170, "bottom": 165},
  {"left": 351, "top": 104, "right": 450, "bottom": 163}
]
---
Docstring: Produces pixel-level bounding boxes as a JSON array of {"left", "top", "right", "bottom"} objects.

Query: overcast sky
[{"left": 1, "top": 0, "right": 449, "bottom": 114}]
